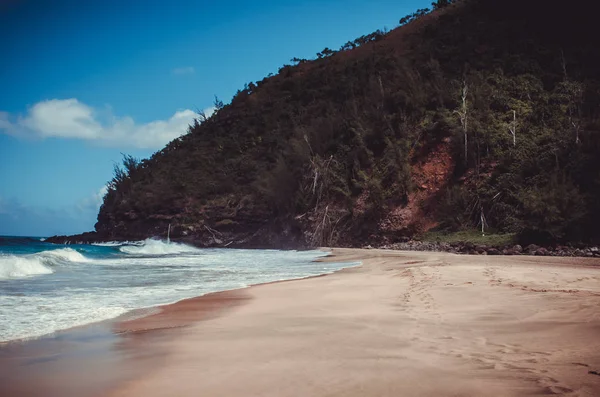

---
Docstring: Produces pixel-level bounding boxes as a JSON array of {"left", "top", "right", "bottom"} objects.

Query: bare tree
[
  {"left": 479, "top": 207, "right": 488, "bottom": 236},
  {"left": 454, "top": 80, "right": 469, "bottom": 162},
  {"left": 508, "top": 110, "right": 517, "bottom": 146},
  {"left": 560, "top": 49, "right": 583, "bottom": 145},
  {"left": 573, "top": 119, "right": 582, "bottom": 145}
]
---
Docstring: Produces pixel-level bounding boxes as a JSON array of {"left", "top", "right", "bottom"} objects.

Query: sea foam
[
  {"left": 119, "top": 239, "right": 200, "bottom": 255},
  {"left": 0, "top": 248, "right": 89, "bottom": 280},
  {"left": 92, "top": 241, "right": 144, "bottom": 247},
  {"left": 0, "top": 255, "right": 53, "bottom": 279},
  {"left": 1, "top": 242, "right": 356, "bottom": 342}
]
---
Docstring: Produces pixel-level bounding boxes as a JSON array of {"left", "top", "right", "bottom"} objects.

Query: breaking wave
[
  {"left": 0, "top": 248, "right": 90, "bottom": 280},
  {"left": 119, "top": 239, "right": 200, "bottom": 256},
  {"left": 91, "top": 241, "right": 143, "bottom": 247}
]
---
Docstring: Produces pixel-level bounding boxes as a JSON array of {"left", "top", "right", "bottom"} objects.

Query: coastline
[
  {"left": 2, "top": 249, "right": 600, "bottom": 396},
  {"left": 109, "top": 248, "right": 600, "bottom": 397},
  {"left": 0, "top": 248, "right": 358, "bottom": 348},
  {"left": 0, "top": 251, "right": 357, "bottom": 397},
  {"left": 45, "top": 231, "right": 600, "bottom": 258}
]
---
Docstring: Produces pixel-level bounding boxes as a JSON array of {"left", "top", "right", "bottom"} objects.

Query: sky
[{"left": 0, "top": 0, "right": 430, "bottom": 237}]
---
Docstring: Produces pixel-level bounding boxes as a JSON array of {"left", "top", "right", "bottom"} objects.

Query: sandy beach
[
  {"left": 3, "top": 248, "right": 600, "bottom": 396},
  {"left": 105, "top": 248, "right": 600, "bottom": 396}
]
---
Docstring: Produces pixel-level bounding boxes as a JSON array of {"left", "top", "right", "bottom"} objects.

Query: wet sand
[
  {"left": 0, "top": 289, "right": 249, "bottom": 397},
  {"left": 3, "top": 249, "right": 600, "bottom": 396}
]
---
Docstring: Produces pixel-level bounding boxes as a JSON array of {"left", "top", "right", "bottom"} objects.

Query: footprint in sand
[{"left": 541, "top": 385, "right": 574, "bottom": 395}]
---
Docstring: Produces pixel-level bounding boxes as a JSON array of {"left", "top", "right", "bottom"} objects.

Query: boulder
[
  {"left": 511, "top": 244, "right": 523, "bottom": 254},
  {"left": 525, "top": 244, "right": 539, "bottom": 254}
]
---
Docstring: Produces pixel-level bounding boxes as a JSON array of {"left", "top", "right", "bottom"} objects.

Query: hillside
[{"left": 54, "top": 0, "right": 600, "bottom": 248}]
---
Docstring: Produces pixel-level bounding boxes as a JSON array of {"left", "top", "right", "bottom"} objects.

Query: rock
[
  {"left": 535, "top": 247, "right": 549, "bottom": 256},
  {"left": 525, "top": 244, "right": 539, "bottom": 254},
  {"left": 590, "top": 247, "right": 599, "bottom": 253},
  {"left": 487, "top": 248, "right": 501, "bottom": 255}
]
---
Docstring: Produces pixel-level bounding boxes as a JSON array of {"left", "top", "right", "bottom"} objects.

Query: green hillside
[{"left": 89, "top": 0, "right": 600, "bottom": 248}]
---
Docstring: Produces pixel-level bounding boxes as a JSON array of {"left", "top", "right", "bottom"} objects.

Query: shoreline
[
  {"left": 2, "top": 249, "right": 600, "bottom": 396},
  {"left": 0, "top": 251, "right": 359, "bottom": 397},
  {"left": 109, "top": 248, "right": 600, "bottom": 397},
  {"left": 0, "top": 248, "right": 355, "bottom": 345},
  {"left": 45, "top": 231, "right": 600, "bottom": 258}
]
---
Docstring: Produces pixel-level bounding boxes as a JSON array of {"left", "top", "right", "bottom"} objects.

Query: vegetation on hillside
[{"left": 98, "top": 0, "right": 600, "bottom": 247}]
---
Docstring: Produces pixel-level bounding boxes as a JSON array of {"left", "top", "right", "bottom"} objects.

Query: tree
[
  {"left": 508, "top": 110, "right": 517, "bottom": 146},
  {"left": 290, "top": 57, "right": 307, "bottom": 65},
  {"left": 556, "top": 81, "right": 584, "bottom": 144},
  {"left": 196, "top": 108, "right": 209, "bottom": 123},
  {"left": 213, "top": 95, "right": 224, "bottom": 111},
  {"left": 399, "top": 8, "right": 430, "bottom": 26},
  {"left": 108, "top": 154, "right": 139, "bottom": 191},
  {"left": 559, "top": 50, "right": 584, "bottom": 144},
  {"left": 317, "top": 48, "right": 335, "bottom": 59},
  {"left": 454, "top": 80, "right": 469, "bottom": 162},
  {"left": 432, "top": 0, "right": 454, "bottom": 9}
]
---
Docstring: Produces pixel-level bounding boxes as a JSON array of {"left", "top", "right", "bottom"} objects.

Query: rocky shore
[
  {"left": 372, "top": 240, "right": 600, "bottom": 258},
  {"left": 47, "top": 231, "right": 600, "bottom": 259}
]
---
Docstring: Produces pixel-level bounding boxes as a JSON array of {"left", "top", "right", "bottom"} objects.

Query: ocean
[{"left": 0, "top": 236, "right": 357, "bottom": 343}]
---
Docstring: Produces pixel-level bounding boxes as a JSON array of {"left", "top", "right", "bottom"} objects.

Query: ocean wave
[
  {"left": 38, "top": 248, "right": 90, "bottom": 263},
  {"left": 91, "top": 241, "right": 141, "bottom": 247},
  {"left": 119, "top": 239, "right": 200, "bottom": 256},
  {"left": 0, "top": 248, "right": 90, "bottom": 280},
  {"left": 91, "top": 241, "right": 123, "bottom": 247}
]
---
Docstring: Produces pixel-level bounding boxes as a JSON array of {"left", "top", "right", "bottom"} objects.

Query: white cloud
[
  {"left": 22, "top": 99, "right": 100, "bottom": 139},
  {"left": 172, "top": 66, "right": 195, "bottom": 76},
  {"left": 76, "top": 185, "right": 108, "bottom": 213},
  {"left": 0, "top": 99, "right": 198, "bottom": 149}
]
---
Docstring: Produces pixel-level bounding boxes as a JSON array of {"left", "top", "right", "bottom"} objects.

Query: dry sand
[{"left": 107, "top": 249, "right": 600, "bottom": 397}]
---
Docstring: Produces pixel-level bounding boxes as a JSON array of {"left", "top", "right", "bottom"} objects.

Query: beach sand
[
  {"left": 2, "top": 248, "right": 600, "bottom": 396},
  {"left": 107, "top": 248, "right": 600, "bottom": 397}
]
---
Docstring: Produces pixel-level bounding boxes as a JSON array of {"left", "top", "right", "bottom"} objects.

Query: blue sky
[{"left": 0, "top": 0, "right": 429, "bottom": 236}]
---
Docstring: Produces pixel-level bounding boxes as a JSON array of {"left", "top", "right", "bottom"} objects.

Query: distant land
[{"left": 49, "top": 0, "right": 600, "bottom": 250}]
